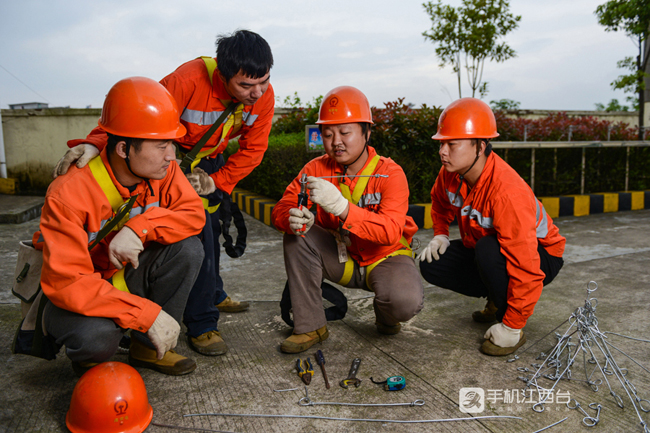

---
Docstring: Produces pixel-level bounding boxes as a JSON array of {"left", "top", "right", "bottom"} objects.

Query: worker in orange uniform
[
  {"left": 418, "top": 98, "right": 565, "bottom": 356},
  {"left": 272, "top": 86, "right": 424, "bottom": 354},
  {"left": 33, "top": 77, "right": 205, "bottom": 376},
  {"left": 53, "top": 30, "right": 274, "bottom": 357}
]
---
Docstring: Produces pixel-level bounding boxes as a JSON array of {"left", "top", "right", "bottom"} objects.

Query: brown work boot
[
  {"left": 71, "top": 361, "right": 100, "bottom": 377},
  {"left": 376, "top": 321, "right": 402, "bottom": 335},
  {"left": 188, "top": 330, "right": 228, "bottom": 356},
  {"left": 472, "top": 299, "right": 498, "bottom": 323},
  {"left": 216, "top": 296, "right": 250, "bottom": 313},
  {"left": 281, "top": 325, "right": 329, "bottom": 354},
  {"left": 128, "top": 339, "right": 196, "bottom": 376},
  {"left": 480, "top": 331, "right": 527, "bottom": 356}
]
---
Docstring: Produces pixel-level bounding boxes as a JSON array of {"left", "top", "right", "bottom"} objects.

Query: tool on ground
[
  {"left": 296, "top": 358, "right": 313, "bottom": 385},
  {"left": 315, "top": 349, "right": 330, "bottom": 389},
  {"left": 370, "top": 375, "right": 406, "bottom": 391},
  {"left": 340, "top": 358, "right": 362, "bottom": 389},
  {"left": 297, "top": 173, "right": 309, "bottom": 237}
]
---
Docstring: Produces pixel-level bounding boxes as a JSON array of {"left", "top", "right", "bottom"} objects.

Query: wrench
[{"left": 340, "top": 358, "right": 362, "bottom": 388}]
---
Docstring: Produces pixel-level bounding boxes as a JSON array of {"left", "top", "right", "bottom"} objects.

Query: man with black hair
[
  {"left": 418, "top": 98, "right": 565, "bottom": 357},
  {"left": 55, "top": 30, "right": 275, "bottom": 357}
]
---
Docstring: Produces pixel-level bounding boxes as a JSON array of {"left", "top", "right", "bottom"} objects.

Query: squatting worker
[
  {"left": 417, "top": 98, "right": 565, "bottom": 356},
  {"left": 272, "top": 86, "right": 424, "bottom": 354},
  {"left": 53, "top": 30, "right": 274, "bottom": 357},
  {"left": 34, "top": 77, "right": 205, "bottom": 376}
]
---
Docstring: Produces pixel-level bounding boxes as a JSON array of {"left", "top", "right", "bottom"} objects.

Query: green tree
[
  {"left": 595, "top": 0, "right": 650, "bottom": 139},
  {"left": 490, "top": 98, "right": 521, "bottom": 110},
  {"left": 594, "top": 98, "right": 630, "bottom": 112},
  {"left": 422, "top": 0, "right": 521, "bottom": 98}
]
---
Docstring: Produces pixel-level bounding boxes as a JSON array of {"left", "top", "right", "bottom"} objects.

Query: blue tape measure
[{"left": 371, "top": 375, "right": 406, "bottom": 391}]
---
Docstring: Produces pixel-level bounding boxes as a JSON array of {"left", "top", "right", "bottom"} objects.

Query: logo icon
[
  {"left": 459, "top": 388, "right": 484, "bottom": 413},
  {"left": 114, "top": 399, "right": 128, "bottom": 415},
  {"left": 329, "top": 96, "right": 339, "bottom": 107}
]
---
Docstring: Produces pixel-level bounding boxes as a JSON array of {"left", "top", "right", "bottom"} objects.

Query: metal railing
[{"left": 491, "top": 140, "right": 650, "bottom": 195}]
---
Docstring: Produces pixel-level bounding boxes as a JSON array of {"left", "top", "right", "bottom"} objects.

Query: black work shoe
[
  {"left": 480, "top": 331, "right": 527, "bottom": 356},
  {"left": 376, "top": 322, "right": 402, "bottom": 335},
  {"left": 188, "top": 330, "right": 228, "bottom": 356},
  {"left": 472, "top": 300, "right": 498, "bottom": 323}
]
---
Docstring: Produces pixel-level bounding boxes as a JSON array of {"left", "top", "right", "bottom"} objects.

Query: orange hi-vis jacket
[
  {"left": 68, "top": 57, "right": 275, "bottom": 195},
  {"left": 430, "top": 152, "right": 566, "bottom": 329},
  {"left": 272, "top": 146, "right": 418, "bottom": 267},
  {"left": 34, "top": 149, "right": 205, "bottom": 333}
]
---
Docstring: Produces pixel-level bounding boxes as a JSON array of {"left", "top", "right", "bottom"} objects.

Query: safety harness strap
[
  {"left": 365, "top": 238, "right": 412, "bottom": 287},
  {"left": 88, "top": 156, "right": 123, "bottom": 212},
  {"left": 178, "top": 57, "right": 243, "bottom": 174},
  {"left": 336, "top": 154, "right": 413, "bottom": 287},
  {"left": 337, "top": 257, "right": 355, "bottom": 286},
  {"left": 339, "top": 155, "right": 381, "bottom": 205},
  {"left": 87, "top": 156, "right": 138, "bottom": 293}
]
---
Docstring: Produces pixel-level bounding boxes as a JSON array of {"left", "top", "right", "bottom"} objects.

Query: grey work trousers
[
  {"left": 44, "top": 237, "right": 203, "bottom": 363},
  {"left": 284, "top": 225, "right": 424, "bottom": 334}
]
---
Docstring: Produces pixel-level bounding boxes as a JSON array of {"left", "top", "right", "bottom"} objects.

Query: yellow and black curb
[
  {"left": 232, "top": 188, "right": 278, "bottom": 229},
  {"left": 232, "top": 188, "right": 650, "bottom": 231}
]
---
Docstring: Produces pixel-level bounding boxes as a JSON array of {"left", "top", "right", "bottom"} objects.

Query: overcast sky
[{"left": 0, "top": 0, "right": 636, "bottom": 111}]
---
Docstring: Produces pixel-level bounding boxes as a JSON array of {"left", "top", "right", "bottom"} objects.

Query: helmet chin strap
[
  {"left": 452, "top": 140, "right": 484, "bottom": 203},
  {"left": 124, "top": 141, "right": 154, "bottom": 195}
]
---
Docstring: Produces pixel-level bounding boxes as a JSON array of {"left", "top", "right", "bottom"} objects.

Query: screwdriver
[
  {"left": 296, "top": 173, "right": 309, "bottom": 237},
  {"left": 315, "top": 350, "right": 330, "bottom": 389}
]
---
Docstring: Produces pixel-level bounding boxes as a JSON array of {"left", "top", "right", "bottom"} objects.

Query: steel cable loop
[{"left": 510, "top": 281, "right": 650, "bottom": 429}]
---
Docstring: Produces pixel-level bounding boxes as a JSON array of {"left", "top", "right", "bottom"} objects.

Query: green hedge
[{"left": 227, "top": 103, "right": 645, "bottom": 202}]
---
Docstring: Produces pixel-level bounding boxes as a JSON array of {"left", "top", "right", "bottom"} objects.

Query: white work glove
[
  {"left": 108, "top": 226, "right": 144, "bottom": 270},
  {"left": 186, "top": 167, "right": 216, "bottom": 195},
  {"left": 288, "top": 207, "right": 314, "bottom": 235},
  {"left": 52, "top": 144, "right": 100, "bottom": 178},
  {"left": 146, "top": 309, "right": 180, "bottom": 359},
  {"left": 306, "top": 176, "right": 349, "bottom": 216},
  {"left": 416, "top": 235, "right": 450, "bottom": 262},
  {"left": 484, "top": 322, "right": 522, "bottom": 348}
]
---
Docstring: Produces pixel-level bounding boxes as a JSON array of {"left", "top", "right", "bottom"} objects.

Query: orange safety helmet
[
  {"left": 432, "top": 97, "right": 499, "bottom": 140},
  {"left": 99, "top": 76, "right": 186, "bottom": 140},
  {"left": 66, "top": 362, "right": 153, "bottom": 433},
  {"left": 317, "top": 86, "right": 374, "bottom": 125}
]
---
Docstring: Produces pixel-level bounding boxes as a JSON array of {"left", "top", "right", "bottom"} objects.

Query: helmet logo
[
  {"left": 114, "top": 399, "right": 128, "bottom": 416},
  {"left": 328, "top": 96, "right": 339, "bottom": 115}
]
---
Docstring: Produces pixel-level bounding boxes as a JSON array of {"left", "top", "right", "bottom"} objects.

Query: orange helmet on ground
[
  {"left": 432, "top": 97, "right": 499, "bottom": 140},
  {"left": 317, "top": 86, "right": 374, "bottom": 125},
  {"left": 66, "top": 362, "right": 153, "bottom": 433},
  {"left": 99, "top": 76, "right": 186, "bottom": 140}
]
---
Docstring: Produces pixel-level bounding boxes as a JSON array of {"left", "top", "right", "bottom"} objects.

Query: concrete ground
[{"left": 1, "top": 198, "right": 650, "bottom": 432}]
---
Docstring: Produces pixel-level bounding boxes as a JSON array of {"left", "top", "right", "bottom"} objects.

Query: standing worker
[
  {"left": 418, "top": 98, "right": 565, "bottom": 356},
  {"left": 25, "top": 77, "right": 205, "bottom": 375},
  {"left": 54, "top": 30, "right": 275, "bottom": 357},
  {"left": 272, "top": 86, "right": 424, "bottom": 354}
]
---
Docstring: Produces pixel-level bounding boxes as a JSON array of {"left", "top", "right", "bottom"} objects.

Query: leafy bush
[
  {"left": 492, "top": 111, "right": 644, "bottom": 195},
  {"left": 228, "top": 101, "right": 646, "bottom": 202},
  {"left": 225, "top": 132, "right": 321, "bottom": 200}
]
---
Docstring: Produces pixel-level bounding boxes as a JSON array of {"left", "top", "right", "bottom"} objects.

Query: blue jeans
[{"left": 182, "top": 155, "right": 229, "bottom": 338}]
